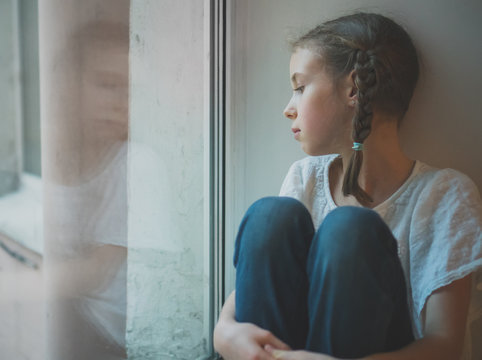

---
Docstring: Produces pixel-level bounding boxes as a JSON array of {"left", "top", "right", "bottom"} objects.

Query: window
[
  {"left": 0, "top": 0, "right": 42, "bottom": 254},
  {"left": 2, "top": 0, "right": 226, "bottom": 359}
]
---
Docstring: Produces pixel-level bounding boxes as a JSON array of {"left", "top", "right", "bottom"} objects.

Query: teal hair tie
[{"left": 352, "top": 142, "right": 364, "bottom": 151}]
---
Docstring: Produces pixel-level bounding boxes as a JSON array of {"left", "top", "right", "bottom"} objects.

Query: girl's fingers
[
  {"left": 269, "top": 349, "right": 290, "bottom": 359},
  {"left": 265, "top": 345, "right": 290, "bottom": 359},
  {"left": 260, "top": 331, "right": 291, "bottom": 350},
  {"left": 265, "top": 347, "right": 329, "bottom": 360}
]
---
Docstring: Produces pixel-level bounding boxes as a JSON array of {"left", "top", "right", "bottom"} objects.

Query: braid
[{"left": 342, "top": 49, "right": 378, "bottom": 205}]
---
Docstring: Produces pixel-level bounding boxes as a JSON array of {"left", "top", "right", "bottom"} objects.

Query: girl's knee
[
  {"left": 324, "top": 206, "right": 383, "bottom": 230},
  {"left": 247, "top": 196, "right": 311, "bottom": 222},
  {"left": 313, "top": 206, "right": 396, "bottom": 262},
  {"left": 234, "top": 197, "right": 313, "bottom": 265}
]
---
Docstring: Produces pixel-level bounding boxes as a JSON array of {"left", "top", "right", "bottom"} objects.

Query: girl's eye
[{"left": 294, "top": 86, "right": 305, "bottom": 94}]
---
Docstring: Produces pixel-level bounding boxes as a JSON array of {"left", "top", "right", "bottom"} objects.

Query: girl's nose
[{"left": 283, "top": 100, "right": 297, "bottom": 120}]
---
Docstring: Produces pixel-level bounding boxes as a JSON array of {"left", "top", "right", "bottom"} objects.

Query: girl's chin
[
  {"left": 300, "top": 144, "right": 327, "bottom": 156},
  {"left": 302, "top": 147, "right": 338, "bottom": 157}
]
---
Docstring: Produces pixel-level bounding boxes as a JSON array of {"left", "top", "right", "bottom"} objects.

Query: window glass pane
[
  {"left": 19, "top": 0, "right": 41, "bottom": 176},
  {"left": 2, "top": 1, "right": 215, "bottom": 359},
  {"left": 0, "top": 1, "right": 43, "bottom": 359}
]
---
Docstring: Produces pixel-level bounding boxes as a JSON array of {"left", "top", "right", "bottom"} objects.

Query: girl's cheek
[
  {"left": 300, "top": 94, "right": 317, "bottom": 114},
  {"left": 303, "top": 97, "right": 322, "bottom": 119}
]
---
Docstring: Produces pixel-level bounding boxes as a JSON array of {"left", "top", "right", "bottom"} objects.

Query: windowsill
[{"left": 0, "top": 172, "right": 43, "bottom": 255}]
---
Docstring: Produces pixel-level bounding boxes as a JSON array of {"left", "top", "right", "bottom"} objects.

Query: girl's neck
[{"left": 330, "top": 118, "right": 414, "bottom": 208}]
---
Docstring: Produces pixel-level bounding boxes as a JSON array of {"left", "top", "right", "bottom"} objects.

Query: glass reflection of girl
[
  {"left": 47, "top": 20, "right": 128, "bottom": 359},
  {"left": 214, "top": 13, "right": 482, "bottom": 360}
]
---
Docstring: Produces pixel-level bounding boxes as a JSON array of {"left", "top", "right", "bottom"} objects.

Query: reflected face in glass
[
  {"left": 81, "top": 28, "right": 129, "bottom": 145},
  {"left": 283, "top": 48, "right": 353, "bottom": 156},
  {"left": 76, "top": 22, "right": 129, "bottom": 179}
]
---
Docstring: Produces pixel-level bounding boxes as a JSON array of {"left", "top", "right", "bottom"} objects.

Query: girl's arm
[
  {"left": 213, "top": 290, "right": 291, "bottom": 360},
  {"left": 266, "top": 274, "right": 472, "bottom": 360},
  {"left": 364, "top": 273, "right": 472, "bottom": 360}
]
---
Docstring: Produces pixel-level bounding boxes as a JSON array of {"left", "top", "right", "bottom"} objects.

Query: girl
[{"left": 213, "top": 12, "right": 481, "bottom": 360}]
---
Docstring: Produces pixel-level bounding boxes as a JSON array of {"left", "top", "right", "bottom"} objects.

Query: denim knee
[
  {"left": 312, "top": 206, "right": 397, "bottom": 265},
  {"left": 234, "top": 196, "right": 313, "bottom": 267},
  {"left": 247, "top": 196, "right": 310, "bottom": 219},
  {"left": 306, "top": 207, "right": 411, "bottom": 356}
]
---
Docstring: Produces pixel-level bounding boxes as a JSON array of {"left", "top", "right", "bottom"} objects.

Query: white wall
[
  {"left": 0, "top": 235, "right": 44, "bottom": 360},
  {"left": 226, "top": 0, "right": 482, "bottom": 293},
  {"left": 128, "top": 1, "right": 210, "bottom": 358}
]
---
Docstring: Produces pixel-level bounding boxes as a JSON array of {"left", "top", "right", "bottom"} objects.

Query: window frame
[{"left": 206, "top": 0, "right": 227, "bottom": 357}]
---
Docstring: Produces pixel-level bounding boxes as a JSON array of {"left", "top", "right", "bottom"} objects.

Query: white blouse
[{"left": 279, "top": 154, "right": 482, "bottom": 359}]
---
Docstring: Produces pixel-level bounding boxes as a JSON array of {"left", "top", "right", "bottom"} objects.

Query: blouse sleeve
[{"left": 409, "top": 169, "right": 482, "bottom": 318}]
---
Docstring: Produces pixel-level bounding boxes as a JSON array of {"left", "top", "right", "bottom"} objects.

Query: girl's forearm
[
  {"left": 213, "top": 291, "right": 236, "bottom": 351},
  {"left": 218, "top": 290, "right": 236, "bottom": 322},
  {"left": 215, "top": 293, "right": 464, "bottom": 360},
  {"left": 363, "top": 335, "right": 462, "bottom": 360}
]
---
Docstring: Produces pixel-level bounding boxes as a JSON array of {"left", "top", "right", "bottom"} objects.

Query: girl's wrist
[
  {"left": 213, "top": 315, "right": 236, "bottom": 352},
  {"left": 213, "top": 320, "right": 228, "bottom": 353}
]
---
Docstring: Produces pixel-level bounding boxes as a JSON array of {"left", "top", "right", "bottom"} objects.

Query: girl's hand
[
  {"left": 214, "top": 291, "right": 291, "bottom": 359},
  {"left": 215, "top": 321, "right": 291, "bottom": 360},
  {"left": 265, "top": 345, "right": 337, "bottom": 360}
]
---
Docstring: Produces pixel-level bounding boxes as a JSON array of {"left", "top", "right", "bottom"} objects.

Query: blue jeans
[{"left": 234, "top": 197, "right": 414, "bottom": 358}]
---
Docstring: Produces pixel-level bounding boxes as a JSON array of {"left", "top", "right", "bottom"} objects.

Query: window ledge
[{"left": 0, "top": 172, "right": 43, "bottom": 255}]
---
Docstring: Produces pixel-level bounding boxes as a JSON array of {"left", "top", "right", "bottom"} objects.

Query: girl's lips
[{"left": 292, "top": 128, "right": 301, "bottom": 140}]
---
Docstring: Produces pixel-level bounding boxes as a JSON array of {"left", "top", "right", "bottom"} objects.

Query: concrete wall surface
[{"left": 128, "top": 0, "right": 210, "bottom": 359}]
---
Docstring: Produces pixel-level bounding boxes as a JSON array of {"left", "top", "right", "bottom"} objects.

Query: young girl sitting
[{"left": 213, "top": 12, "right": 482, "bottom": 360}]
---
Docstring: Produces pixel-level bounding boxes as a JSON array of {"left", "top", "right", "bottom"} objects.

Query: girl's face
[{"left": 284, "top": 48, "right": 354, "bottom": 156}]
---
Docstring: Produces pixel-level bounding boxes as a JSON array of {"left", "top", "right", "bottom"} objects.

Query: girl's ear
[{"left": 347, "top": 70, "right": 357, "bottom": 107}]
